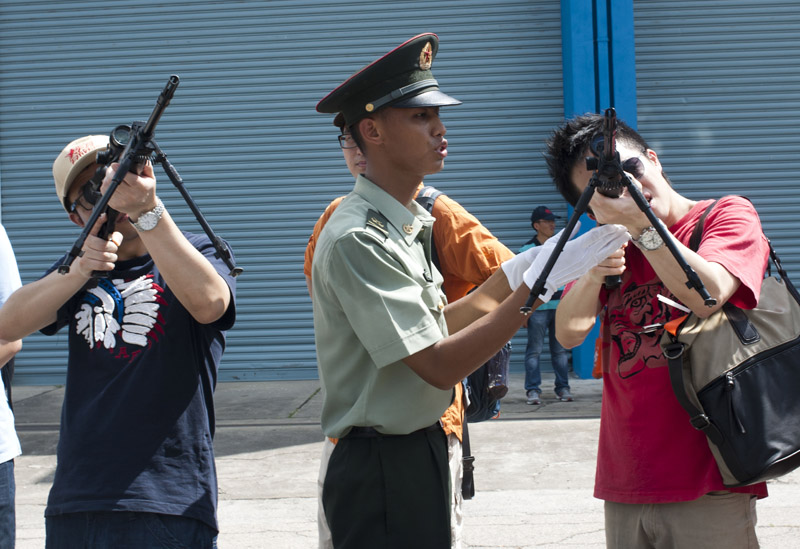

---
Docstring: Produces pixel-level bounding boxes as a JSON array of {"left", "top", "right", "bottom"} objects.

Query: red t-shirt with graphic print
[{"left": 586, "top": 196, "right": 770, "bottom": 503}]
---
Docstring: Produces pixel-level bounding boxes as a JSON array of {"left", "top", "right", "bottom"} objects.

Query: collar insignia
[{"left": 366, "top": 210, "right": 389, "bottom": 236}]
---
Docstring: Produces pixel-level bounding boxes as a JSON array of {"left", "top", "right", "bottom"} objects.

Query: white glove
[
  {"left": 501, "top": 245, "right": 542, "bottom": 291},
  {"left": 501, "top": 223, "right": 580, "bottom": 290},
  {"left": 523, "top": 224, "right": 630, "bottom": 300}
]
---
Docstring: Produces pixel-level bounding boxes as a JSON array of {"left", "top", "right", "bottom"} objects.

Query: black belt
[{"left": 344, "top": 423, "right": 442, "bottom": 439}]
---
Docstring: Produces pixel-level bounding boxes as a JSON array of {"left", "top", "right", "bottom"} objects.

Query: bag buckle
[
  {"left": 690, "top": 414, "right": 711, "bottom": 430},
  {"left": 462, "top": 455, "right": 475, "bottom": 473},
  {"left": 662, "top": 342, "right": 685, "bottom": 360}
]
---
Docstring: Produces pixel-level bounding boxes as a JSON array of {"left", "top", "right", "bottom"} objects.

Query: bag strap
[
  {"left": 665, "top": 197, "right": 798, "bottom": 446},
  {"left": 690, "top": 202, "right": 759, "bottom": 344},
  {"left": 461, "top": 407, "right": 475, "bottom": 500},
  {"left": 688, "top": 200, "right": 717, "bottom": 252},
  {"left": 415, "top": 185, "right": 443, "bottom": 213},
  {"left": 689, "top": 199, "right": 781, "bottom": 343},
  {"left": 415, "top": 186, "right": 443, "bottom": 273},
  {"left": 665, "top": 199, "right": 727, "bottom": 446}
]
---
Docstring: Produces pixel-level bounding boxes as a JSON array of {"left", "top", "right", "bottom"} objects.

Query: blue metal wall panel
[
  {"left": 0, "top": 0, "right": 566, "bottom": 383},
  {"left": 634, "top": 0, "right": 800, "bottom": 275}
]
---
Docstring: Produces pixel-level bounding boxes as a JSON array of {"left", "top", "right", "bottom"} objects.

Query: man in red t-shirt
[{"left": 549, "top": 113, "right": 769, "bottom": 548}]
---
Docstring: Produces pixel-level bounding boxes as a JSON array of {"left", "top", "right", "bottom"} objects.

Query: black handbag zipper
[{"left": 725, "top": 372, "right": 746, "bottom": 435}]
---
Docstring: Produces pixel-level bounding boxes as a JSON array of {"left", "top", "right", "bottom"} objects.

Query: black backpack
[{"left": 463, "top": 342, "right": 511, "bottom": 422}]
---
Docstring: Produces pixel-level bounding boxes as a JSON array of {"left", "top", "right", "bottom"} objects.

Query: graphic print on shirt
[
  {"left": 606, "top": 280, "right": 674, "bottom": 378},
  {"left": 74, "top": 275, "right": 165, "bottom": 351}
]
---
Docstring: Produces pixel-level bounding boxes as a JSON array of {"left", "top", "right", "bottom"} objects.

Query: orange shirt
[{"left": 304, "top": 183, "right": 514, "bottom": 440}]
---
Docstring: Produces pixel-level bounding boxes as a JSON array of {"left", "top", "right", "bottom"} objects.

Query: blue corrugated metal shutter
[
  {"left": 634, "top": 0, "right": 800, "bottom": 274},
  {"left": 0, "top": 0, "right": 565, "bottom": 383}
]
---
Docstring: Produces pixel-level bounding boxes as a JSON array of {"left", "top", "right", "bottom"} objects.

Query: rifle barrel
[{"left": 143, "top": 75, "right": 180, "bottom": 137}]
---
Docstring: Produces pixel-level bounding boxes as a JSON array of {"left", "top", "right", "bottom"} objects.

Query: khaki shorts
[{"left": 605, "top": 491, "right": 759, "bottom": 549}]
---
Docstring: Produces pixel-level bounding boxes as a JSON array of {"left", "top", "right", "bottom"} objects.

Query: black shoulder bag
[{"left": 660, "top": 199, "right": 800, "bottom": 486}]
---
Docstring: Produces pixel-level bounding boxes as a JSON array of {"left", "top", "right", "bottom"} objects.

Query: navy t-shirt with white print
[{"left": 41, "top": 232, "right": 236, "bottom": 532}]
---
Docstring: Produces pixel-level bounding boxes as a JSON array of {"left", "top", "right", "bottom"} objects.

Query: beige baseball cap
[{"left": 52, "top": 135, "right": 109, "bottom": 212}]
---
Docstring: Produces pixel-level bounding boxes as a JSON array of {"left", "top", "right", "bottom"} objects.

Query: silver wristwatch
[
  {"left": 132, "top": 198, "right": 165, "bottom": 231},
  {"left": 633, "top": 226, "right": 665, "bottom": 251}
]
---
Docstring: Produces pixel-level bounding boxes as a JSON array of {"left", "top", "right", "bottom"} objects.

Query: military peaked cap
[{"left": 317, "top": 33, "right": 461, "bottom": 127}]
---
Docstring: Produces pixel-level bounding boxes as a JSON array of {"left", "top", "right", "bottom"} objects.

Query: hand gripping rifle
[
  {"left": 58, "top": 75, "right": 243, "bottom": 279},
  {"left": 519, "top": 107, "right": 715, "bottom": 314}
]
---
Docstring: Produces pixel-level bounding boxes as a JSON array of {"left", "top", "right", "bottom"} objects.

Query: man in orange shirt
[{"left": 304, "top": 113, "right": 513, "bottom": 549}]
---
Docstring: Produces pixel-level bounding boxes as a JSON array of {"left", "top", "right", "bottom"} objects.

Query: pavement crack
[{"left": 288, "top": 387, "right": 320, "bottom": 419}]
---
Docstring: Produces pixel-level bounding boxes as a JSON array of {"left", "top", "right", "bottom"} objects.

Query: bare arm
[
  {"left": 590, "top": 187, "right": 738, "bottom": 318},
  {"left": 632, "top": 243, "right": 738, "bottom": 318},
  {"left": 404, "top": 223, "right": 631, "bottom": 389},
  {"left": 555, "top": 246, "right": 625, "bottom": 348},
  {"left": 554, "top": 274, "right": 603, "bottom": 349},
  {"left": 0, "top": 339, "right": 21, "bottom": 369},
  {"left": 105, "top": 163, "right": 232, "bottom": 325},
  {"left": 443, "top": 266, "right": 513, "bottom": 334},
  {"left": 0, "top": 214, "right": 121, "bottom": 341},
  {"left": 404, "top": 284, "right": 539, "bottom": 389},
  {"left": 132, "top": 210, "right": 232, "bottom": 324}
]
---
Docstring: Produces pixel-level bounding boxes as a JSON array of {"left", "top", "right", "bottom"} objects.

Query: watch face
[
  {"left": 640, "top": 228, "right": 663, "bottom": 250},
  {"left": 134, "top": 200, "right": 164, "bottom": 231},
  {"left": 137, "top": 212, "right": 157, "bottom": 230}
]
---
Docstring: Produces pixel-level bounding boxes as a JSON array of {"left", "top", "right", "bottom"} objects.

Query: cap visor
[
  {"left": 392, "top": 89, "right": 462, "bottom": 108},
  {"left": 60, "top": 152, "right": 100, "bottom": 210}
]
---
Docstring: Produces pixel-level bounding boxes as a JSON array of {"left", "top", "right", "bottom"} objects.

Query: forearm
[
  {"left": 405, "top": 284, "right": 537, "bottom": 389},
  {"left": 555, "top": 274, "right": 603, "bottom": 349},
  {"left": 590, "top": 190, "right": 738, "bottom": 316},
  {"left": 444, "top": 266, "right": 512, "bottom": 334},
  {"left": 0, "top": 339, "right": 21, "bottom": 368},
  {"left": 0, "top": 269, "right": 89, "bottom": 341},
  {"left": 134, "top": 211, "right": 231, "bottom": 325},
  {"left": 639, "top": 242, "right": 738, "bottom": 317}
]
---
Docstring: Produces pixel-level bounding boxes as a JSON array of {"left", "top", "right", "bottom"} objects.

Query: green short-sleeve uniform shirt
[{"left": 312, "top": 175, "right": 453, "bottom": 438}]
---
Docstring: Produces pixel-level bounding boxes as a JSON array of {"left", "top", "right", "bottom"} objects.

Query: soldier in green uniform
[{"left": 312, "top": 33, "right": 630, "bottom": 548}]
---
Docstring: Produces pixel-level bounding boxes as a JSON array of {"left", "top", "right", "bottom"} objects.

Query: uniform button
[
  {"left": 438, "top": 301, "right": 445, "bottom": 310},
  {"left": 403, "top": 224, "right": 414, "bottom": 234}
]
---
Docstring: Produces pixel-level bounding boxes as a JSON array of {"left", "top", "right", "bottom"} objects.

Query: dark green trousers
[{"left": 322, "top": 426, "right": 451, "bottom": 549}]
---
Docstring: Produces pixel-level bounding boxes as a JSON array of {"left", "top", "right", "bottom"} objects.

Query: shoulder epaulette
[{"left": 365, "top": 209, "right": 389, "bottom": 241}]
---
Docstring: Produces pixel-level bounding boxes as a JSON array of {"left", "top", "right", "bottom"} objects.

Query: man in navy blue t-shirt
[{"left": 0, "top": 135, "right": 237, "bottom": 547}]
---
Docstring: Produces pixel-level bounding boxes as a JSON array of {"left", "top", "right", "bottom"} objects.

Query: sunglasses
[
  {"left": 68, "top": 170, "right": 104, "bottom": 213},
  {"left": 621, "top": 156, "right": 646, "bottom": 180}
]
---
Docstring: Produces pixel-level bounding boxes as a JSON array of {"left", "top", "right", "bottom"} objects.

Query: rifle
[
  {"left": 58, "top": 75, "right": 242, "bottom": 279},
  {"left": 520, "top": 108, "right": 714, "bottom": 314},
  {"left": 585, "top": 109, "right": 625, "bottom": 287},
  {"left": 586, "top": 108, "right": 627, "bottom": 198}
]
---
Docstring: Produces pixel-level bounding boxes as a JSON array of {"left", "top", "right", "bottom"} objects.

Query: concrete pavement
[{"left": 11, "top": 372, "right": 800, "bottom": 548}]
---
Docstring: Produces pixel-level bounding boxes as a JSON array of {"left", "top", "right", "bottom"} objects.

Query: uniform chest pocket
[
  {"left": 385, "top": 239, "right": 446, "bottom": 317},
  {"left": 419, "top": 280, "right": 446, "bottom": 318}
]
